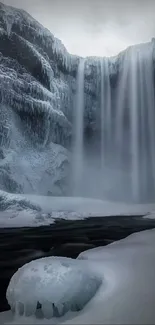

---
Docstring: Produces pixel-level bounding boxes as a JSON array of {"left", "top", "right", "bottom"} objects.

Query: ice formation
[
  {"left": 0, "top": 2, "right": 74, "bottom": 197},
  {"left": 6, "top": 256, "right": 101, "bottom": 319}
]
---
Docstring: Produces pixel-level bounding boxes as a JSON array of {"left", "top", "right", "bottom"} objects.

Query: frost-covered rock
[
  {"left": 6, "top": 256, "right": 101, "bottom": 319},
  {"left": 0, "top": 2, "right": 74, "bottom": 195}
]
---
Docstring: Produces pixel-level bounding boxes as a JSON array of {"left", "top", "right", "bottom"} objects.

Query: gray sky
[{"left": 1, "top": 0, "right": 155, "bottom": 56}]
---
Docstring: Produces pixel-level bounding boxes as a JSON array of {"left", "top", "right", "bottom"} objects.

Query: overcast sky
[{"left": 1, "top": 0, "right": 155, "bottom": 57}]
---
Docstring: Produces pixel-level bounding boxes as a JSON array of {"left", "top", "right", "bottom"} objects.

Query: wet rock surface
[{"left": 0, "top": 215, "right": 155, "bottom": 312}]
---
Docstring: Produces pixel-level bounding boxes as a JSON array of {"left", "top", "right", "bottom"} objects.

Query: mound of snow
[{"left": 6, "top": 257, "right": 101, "bottom": 319}]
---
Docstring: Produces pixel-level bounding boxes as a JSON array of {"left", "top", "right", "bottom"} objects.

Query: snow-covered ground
[
  {"left": 0, "top": 190, "right": 155, "bottom": 228},
  {"left": 1, "top": 228, "right": 155, "bottom": 324},
  {"left": 0, "top": 190, "right": 155, "bottom": 227},
  {"left": 143, "top": 211, "right": 155, "bottom": 220},
  {"left": 24, "top": 194, "right": 155, "bottom": 216},
  {"left": 68, "top": 228, "right": 155, "bottom": 325}
]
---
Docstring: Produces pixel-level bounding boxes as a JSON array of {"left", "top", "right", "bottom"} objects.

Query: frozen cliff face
[{"left": 0, "top": 2, "right": 77, "bottom": 196}]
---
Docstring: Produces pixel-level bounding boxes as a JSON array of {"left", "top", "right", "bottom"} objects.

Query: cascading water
[
  {"left": 71, "top": 40, "right": 155, "bottom": 202},
  {"left": 115, "top": 51, "right": 129, "bottom": 166},
  {"left": 129, "top": 43, "right": 155, "bottom": 201},
  {"left": 129, "top": 47, "right": 141, "bottom": 201},
  {"left": 72, "top": 58, "right": 85, "bottom": 196},
  {"left": 100, "top": 58, "right": 104, "bottom": 169},
  {"left": 114, "top": 42, "right": 155, "bottom": 201},
  {"left": 100, "top": 58, "right": 111, "bottom": 168},
  {"left": 99, "top": 41, "right": 155, "bottom": 202}
]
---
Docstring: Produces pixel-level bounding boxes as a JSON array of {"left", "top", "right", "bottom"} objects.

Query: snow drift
[
  {"left": 67, "top": 229, "right": 155, "bottom": 324},
  {"left": 0, "top": 190, "right": 155, "bottom": 227}
]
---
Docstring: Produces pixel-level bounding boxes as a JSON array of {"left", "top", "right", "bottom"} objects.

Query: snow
[
  {"left": 143, "top": 211, "right": 155, "bottom": 220},
  {"left": 0, "top": 1, "right": 77, "bottom": 72},
  {"left": 6, "top": 143, "right": 69, "bottom": 196},
  {"left": 6, "top": 257, "right": 101, "bottom": 319},
  {"left": 0, "top": 190, "right": 155, "bottom": 228},
  {"left": 1, "top": 228, "right": 155, "bottom": 324},
  {"left": 65, "top": 229, "right": 155, "bottom": 325},
  {"left": 23, "top": 195, "right": 155, "bottom": 217}
]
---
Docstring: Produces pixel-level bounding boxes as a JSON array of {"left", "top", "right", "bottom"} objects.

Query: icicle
[{"left": 5, "top": 14, "right": 13, "bottom": 36}]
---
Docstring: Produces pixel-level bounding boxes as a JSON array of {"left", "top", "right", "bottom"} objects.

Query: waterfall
[
  {"left": 71, "top": 41, "right": 155, "bottom": 202},
  {"left": 100, "top": 58, "right": 111, "bottom": 168},
  {"left": 129, "top": 43, "right": 155, "bottom": 201},
  {"left": 129, "top": 48, "right": 140, "bottom": 201},
  {"left": 72, "top": 58, "right": 85, "bottom": 196},
  {"left": 115, "top": 42, "right": 155, "bottom": 201},
  {"left": 99, "top": 42, "right": 155, "bottom": 202},
  {"left": 115, "top": 52, "right": 129, "bottom": 166}
]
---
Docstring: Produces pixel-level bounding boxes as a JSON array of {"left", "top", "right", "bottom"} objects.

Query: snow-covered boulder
[{"left": 6, "top": 256, "right": 102, "bottom": 319}]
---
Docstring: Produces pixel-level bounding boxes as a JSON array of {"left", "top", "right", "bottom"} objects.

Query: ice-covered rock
[
  {"left": 6, "top": 256, "right": 101, "bottom": 319},
  {"left": 0, "top": 2, "right": 74, "bottom": 195}
]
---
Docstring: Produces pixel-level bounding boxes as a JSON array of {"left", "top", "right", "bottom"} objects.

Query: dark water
[{"left": 0, "top": 215, "right": 155, "bottom": 312}]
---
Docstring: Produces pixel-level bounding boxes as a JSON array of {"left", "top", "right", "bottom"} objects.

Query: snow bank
[
  {"left": 6, "top": 257, "right": 101, "bottom": 319},
  {"left": 68, "top": 229, "right": 155, "bottom": 325},
  {"left": 0, "top": 190, "right": 155, "bottom": 228},
  {"left": 24, "top": 195, "right": 155, "bottom": 216},
  {"left": 143, "top": 211, "right": 155, "bottom": 220}
]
